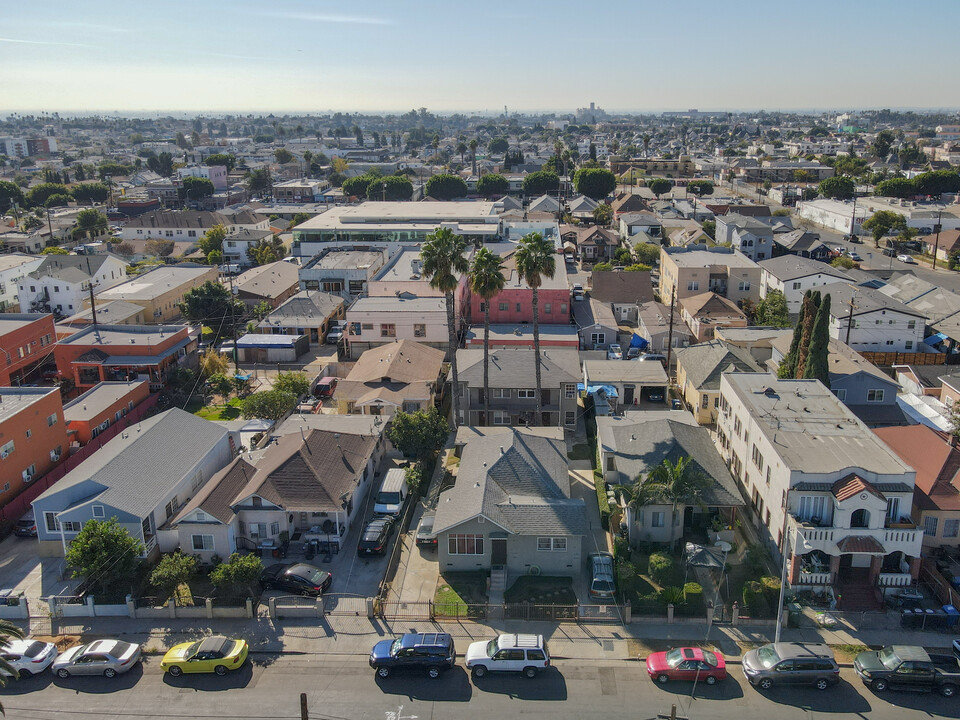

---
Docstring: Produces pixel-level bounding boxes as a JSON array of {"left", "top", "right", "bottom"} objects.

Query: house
[
  {"left": 227, "top": 333, "right": 309, "bottom": 363},
  {"left": 345, "top": 295, "right": 448, "bottom": 359},
  {"left": 258, "top": 290, "right": 345, "bottom": 346},
  {"left": 618, "top": 211, "right": 663, "bottom": 241},
  {"left": 335, "top": 340, "right": 445, "bottom": 415},
  {"left": 636, "top": 300, "right": 694, "bottom": 354},
  {"left": 817, "top": 282, "right": 926, "bottom": 353},
  {"left": 0, "top": 254, "right": 43, "bottom": 311},
  {"left": 233, "top": 261, "right": 300, "bottom": 311},
  {"left": 873, "top": 425, "right": 960, "bottom": 550},
  {"left": 582, "top": 359, "right": 669, "bottom": 412},
  {"left": 17, "top": 255, "right": 128, "bottom": 317},
  {"left": 675, "top": 340, "right": 762, "bottom": 425},
  {"left": 455, "top": 347, "right": 581, "bottom": 428},
  {"left": 713, "top": 326, "right": 790, "bottom": 365},
  {"left": 168, "top": 425, "right": 383, "bottom": 562},
  {"left": 272, "top": 178, "right": 326, "bottom": 203},
  {"left": 877, "top": 272, "right": 960, "bottom": 328},
  {"left": 222, "top": 228, "right": 274, "bottom": 267},
  {"left": 919, "top": 229, "right": 960, "bottom": 262},
  {"left": 0, "top": 314, "right": 56, "bottom": 386},
  {"left": 300, "top": 248, "right": 388, "bottom": 299},
  {"left": 566, "top": 195, "right": 598, "bottom": 221},
  {"left": 527, "top": 195, "right": 560, "bottom": 214},
  {"left": 0, "top": 387, "right": 68, "bottom": 512},
  {"left": 679, "top": 292, "right": 748, "bottom": 343},
  {"left": 716, "top": 373, "right": 921, "bottom": 609},
  {"left": 758, "top": 256, "right": 850, "bottom": 313},
  {"left": 468, "top": 245, "right": 570, "bottom": 326},
  {"left": 773, "top": 230, "right": 833, "bottom": 262},
  {"left": 596, "top": 413, "right": 744, "bottom": 545},
  {"left": 590, "top": 271, "right": 655, "bottom": 324},
  {"left": 610, "top": 193, "right": 647, "bottom": 215},
  {"left": 434, "top": 426, "right": 586, "bottom": 580},
  {"left": 90, "top": 265, "right": 218, "bottom": 323},
  {"left": 178, "top": 164, "right": 228, "bottom": 189},
  {"left": 54, "top": 324, "right": 198, "bottom": 392},
  {"left": 572, "top": 297, "right": 619, "bottom": 351},
  {"left": 659, "top": 246, "right": 761, "bottom": 306},
  {"left": 715, "top": 213, "right": 775, "bottom": 261},
  {"left": 768, "top": 334, "right": 905, "bottom": 427},
  {"left": 63, "top": 381, "right": 151, "bottom": 446},
  {"left": 121, "top": 209, "right": 269, "bottom": 242},
  {"left": 667, "top": 223, "right": 710, "bottom": 249},
  {"left": 576, "top": 226, "right": 620, "bottom": 263},
  {"left": 32, "top": 409, "right": 238, "bottom": 557}
]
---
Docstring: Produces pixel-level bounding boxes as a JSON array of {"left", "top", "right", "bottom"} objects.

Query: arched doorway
[{"left": 850, "top": 509, "right": 870, "bottom": 528}]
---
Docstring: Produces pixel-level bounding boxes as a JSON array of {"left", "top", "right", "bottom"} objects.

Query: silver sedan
[{"left": 51, "top": 639, "right": 141, "bottom": 678}]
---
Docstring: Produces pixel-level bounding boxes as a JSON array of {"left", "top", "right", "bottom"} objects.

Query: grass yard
[
  {"left": 194, "top": 397, "right": 243, "bottom": 421},
  {"left": 434, "top": 572, "right": 488, "bottom": 615},
  {"left": 504, "top": 576, "right": 577, "bottom": 605}
]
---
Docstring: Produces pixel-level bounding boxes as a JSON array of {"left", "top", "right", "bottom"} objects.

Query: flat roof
[
  {"left": 295, "top": 201, "right": 500, "bottom": 231},
  {"left": 349, "top": 296, "right": 446, "bottom": 313},
  {"left": 373, "top": 247, "right": 428, "bottom": 282},
  {"left": 584, "top": 359, "right": 669, "bottom": 384},
  {"left": 63, "top": 381, "right": 148, "bottom": 422},
  {"left": 0, "top": 313, "right": 49, "bottom": 336},
  {"left": 304, "top": 249, "right": 383, "bottom": 271},
  {"left": 663, "top": 248, "right": 760, "bottom": 269},
  {"left": 59, "top": 324, "right": 189, "bottom": 348},
  {"left": 96, "top": 266, "right": 212, "bottom": 301},
  {"left": 0, "top": 387, "right": 58, "bottom": 423},
  {"left": 465, "top": 324, "right": 579, "bottom": 342}
]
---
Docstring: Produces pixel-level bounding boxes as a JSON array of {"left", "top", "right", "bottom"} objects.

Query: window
[
  {"left": 61, "top": 521, "right": 82, "bottom": 533},
  {"left": 448, "top": 534, "right": 484, "bottom": 555},
  {"left": 606, "top": 456, "right": 615, "bottom": 471},
  {"left": 687, "top": 281, "right": 700, "bottom": 292},
  {"left": 792, "top": 282, "right": 802, "bottom": 290},
  {"left": 92, "top": 505, "right": 105, "bottom": 518},
  {"left": 866, "top": 389, "right": 885, "bottom": 403},
  {"left": 164, "top": 496, "right": 179, "bottom": 519},
  {"left": 270, "top": 522, "right": 280, "bottom": 536},
  {"left": 564, "top": 384, "right": 576, "bottom": 399},
  {"left": 905, "top": 341, "right": 913, "bottom": 350},
  {"left": 702, "top": 395, "right": 709, "bottom": 409},
  {"left": 196, "top": 511, "right": 206, "bottom": 521},
  {"left": 517, "top": 389, "right": 536, "bottom": 399},
  {"left": 499, "top": 302, "right": 508, "bottom": 311},
  {"left": 492, "top": 411, "right": 510, "bottom": 425},
  {"left": 46, "top": 413, "right": 57, "bottom": 426},
  {"left": 22, "top": 464, "right": 35, "bottom": 481},
  {"left": 361, "top": 323, "right": 373, "bottom": 330},
  {"left": 0, "top": 440, "right": 14, "bottom": 459},
  {"left": 886, "top": 497, "right": 901, "bottom": 522},
  {"left": 590, "top": 332, "right": 606, "bottom": 346},
  {"left": 738, "top": 281, "right": 751, "bottom": 292},
  {"left": 944, "top": 519, "right": 960, "bottom": 539},
  {"left": 924, "top": 516, "right": 939, "bottom": 537},
  {"left": 413, "top": 324, "right": 426, "bottom": 338},
  {"left": 908, "top": 320, "right": 916, "bottom": 330},
  {"left": 192, "top": 535, "right": 214, "bottom": 551},
  {"left": 44, "top": 512, "right": 59, "bottom": 533},
  {"left": 493, "top": 388, "right": 510, "bottom": 399},
  {"left": 560, "top": 303, "right": 567, "bottom": 314},
  {"left": 515, "top": 303, "right": 521, "bottom": 312},
  {"left": 751, "top": 444, "right": 764, "bottom": 472},
  {"left": 537, "top": 537, "right": 567, "bottom": 551},
  {"left": 544, "top": 303, "right": 552, "bottom": 314},
  {"left": 651, "top": 512, "right": 665, "bottom": 528},
  {"left": 380, "top": 324, "right": 396, "bottom": 338},
  {"left": 834, "top": 388, "right": 847, "bottom": 402},
  {"left": 565, "top": 411, "right": 575, "bottom": 425}
]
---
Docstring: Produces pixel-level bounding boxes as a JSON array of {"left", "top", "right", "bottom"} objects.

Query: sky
[{"left": 2, "top": 0, "right": 959, "bottom": 115}]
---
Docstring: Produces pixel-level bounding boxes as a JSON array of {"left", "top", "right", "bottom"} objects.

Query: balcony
[
  {"left": 878, "top": 572, "right": 913, "bottom": 587},
  {"left": 798, "top": 570, "right": 832, "bottom": 586},
  {"left": 790, "top": 516, "right": 920, "bottom": 556}
]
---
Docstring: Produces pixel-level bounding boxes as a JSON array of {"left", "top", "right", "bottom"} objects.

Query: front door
[
  {"left": 623, "top": 385, "right": 635, "bottom": 405},
  {"left": 491, "top": 538, "right": 507, "bottom": 565}
]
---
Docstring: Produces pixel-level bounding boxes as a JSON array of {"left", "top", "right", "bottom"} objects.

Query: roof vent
[{"left": 500, "top": 446, "right": 504, "bottom": 454}]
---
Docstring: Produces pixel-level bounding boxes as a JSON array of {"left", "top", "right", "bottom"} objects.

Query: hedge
[
  {"left": 595, "top": 474, "right": 611, "bottom": 530},
  {"left": 742, "top": 580, "right": 771, "bottom": 617},
  {"left": 648, "top": 552, "right": 673, "bottom": 585}
]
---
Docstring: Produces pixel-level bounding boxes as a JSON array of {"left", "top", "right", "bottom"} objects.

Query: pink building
[{"left": 468, "top": 250, "right": 571, "bottom": 325}]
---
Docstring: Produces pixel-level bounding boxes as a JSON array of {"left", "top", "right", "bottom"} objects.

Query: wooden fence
[{"left": 860, "top": 351, "right": 956, "bottom": 366}]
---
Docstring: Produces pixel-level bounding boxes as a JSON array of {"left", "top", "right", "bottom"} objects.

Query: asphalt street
[{"left": 3, "top": 655, "right": 960, "bottom": 720}]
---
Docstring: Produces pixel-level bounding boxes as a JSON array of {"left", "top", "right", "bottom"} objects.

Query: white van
[{"left": 373, "top": 468, "right": 408, "bottom": 516}]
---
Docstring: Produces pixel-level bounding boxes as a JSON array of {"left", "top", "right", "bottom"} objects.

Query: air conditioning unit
[
  {"left": 0, "top": 449, "right": 11, "bottom": 460},
  {"left": 22, "top": 471, "right": 33, "bottom": 483}
]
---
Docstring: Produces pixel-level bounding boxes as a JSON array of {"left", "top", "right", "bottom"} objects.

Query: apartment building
[
  {"left": 0, "top": 387, "right": 68, "bottom": 510},
  {"left": 89, "top": 265, "right": 217, "bottom": 323},
  {"left": 659, "top": 246, "right": 761, "bottom": 306},
  {"left": 0, "top": 314, "right": 56, "bottom": 386}
]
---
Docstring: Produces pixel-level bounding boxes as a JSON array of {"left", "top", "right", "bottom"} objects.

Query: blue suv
[{"left": 370, "top": 633, "right": 456, "bottom": 679}]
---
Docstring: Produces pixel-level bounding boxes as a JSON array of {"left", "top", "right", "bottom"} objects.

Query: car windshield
[
  {"left": 592, "top": 580, "right": 615, "bottom": 592},
  {"left": 756, "top": 646, "right": 780, "bottom": 668},
  {"left": 185, "top": 642, "right": 202, "bottom": 657},
  {"left": 701, "top": 650, "right": 718, "bottom": 667},
  {"left": 486, "top": 639, "right": 498, "bottom": 657},
  {"left": 878, "top": 646, "right": 902, "bottom": 670},
  {"left": 377, "top": 492, "right": 401, "bottom": 504},
  {"left": 307, "top": 569, "right": 327, "bottom": 584},
  {"left": 390, "top": 639, "right": 402, "bottom": 656},
  {"left": 665, "top": 649, "right": 683, "bottom": 668}
]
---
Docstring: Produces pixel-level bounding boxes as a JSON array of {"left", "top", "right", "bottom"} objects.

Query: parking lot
[{"left": 0, "top": 533, "right": 80, "bottom": 608}]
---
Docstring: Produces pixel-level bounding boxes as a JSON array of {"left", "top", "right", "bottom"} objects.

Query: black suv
[
  {"left": 369, "top": 633, "right": 456, "bottom": 679},
  {"left": 357, "top": 516, "right": 395, "bottom": 556},
  {"left": 259, "top": 563, "right": 332, "bottom": 596}
]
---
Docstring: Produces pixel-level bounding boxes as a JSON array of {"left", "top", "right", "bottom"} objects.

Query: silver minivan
[
  {"left": 742, "top": 642, "right": 839, "bottom": 690},
  {"left": 588, "top": 552, "right": 616, "bottom": 601}
]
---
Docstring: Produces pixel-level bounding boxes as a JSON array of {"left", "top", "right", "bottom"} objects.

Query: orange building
[
  {"left": 0, "top": 387, "right": 68, "bottom": 509},
  {"left": 63, "top": 380, "right": 151, "bottom": 446},
  {"left": 0, "top": 314, "right": 56, "bottom": 386}
]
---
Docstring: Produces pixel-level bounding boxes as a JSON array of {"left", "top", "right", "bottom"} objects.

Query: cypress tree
[
  {"left": 780, "top": 292, "right": 808, "bottom": 378},
  {"left": 803, "top": 295, "right": 832, "bottom": 388},
  {"left": 795, "top": 294, "right": 818, "bottom": 378}
]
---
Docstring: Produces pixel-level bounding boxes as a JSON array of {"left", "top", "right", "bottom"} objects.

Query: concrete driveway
[{"left": 0, "top": 534, "right": 79, "bottom": 606}]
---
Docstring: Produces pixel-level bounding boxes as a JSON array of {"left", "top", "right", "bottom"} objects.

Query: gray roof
[
  {"left": 434, "top": 429, "right": 586, "bottom": 537},
  {"left": 572, "top": 296, "right": 618, "bottom": 330},
  {"left": 235, "top": 261, "right": 299, "bottom": 299},
  {"left": 819, "top": 281, "right": 927, "bottom": 320},
  {"left": 878, "top": 272, "right": 960, "bottom": 323},
  {"left": 261, "top": 290, "right": 343, "bottom": 327},
  {"left": 775, "top": 230, "right": 828, "bottom": 253},
  {"left": 583, "top": 360, "right": 668, "bottom": 385},
  {"left": 456, "top": 348, "right": 581, "bottom": 388},
  {"left": 758, "top": 255, "right": 849, "bottom": 283},
  {"left": 590, "top": 271, "right": 655, "bottom": 305},
  {"left": 35, "top": 409, "right": 230, "bottom": 519},
  {"left": 0, "top": 387, "right": 59, "bottom": 424},
  {"left": 675, "top": 340, "right": 762, "bottom": 392},
  {"left": 29, "top": 255, "right": 124, "bottom": 283},
  {"left": 349, "top": 295, "right": 446, "bottom": 313},
  {"left": 63, "top": 381, "right": 148, "bottom": 422},
  {"left": 719, "top": 213, "right": 774, "bottom": 235}
]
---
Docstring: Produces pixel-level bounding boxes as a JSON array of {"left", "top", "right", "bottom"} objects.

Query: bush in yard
[
  {"left": 240, "top": 389, "right": 297, "bottom": 422},
  {"left": 683, "top": 582, "right": 705, "bottom": 614},
  {"left": 210, "top": 553, "right": 263, "bottom": 598},
  {"left": 683, "top": 582, "right": 703, "bottom": 601},
  {"left": 742, "top": 580, "right": 771, "bottom": 617},
  {"left": 150, "top": 551, "right": 198, "bottom": 602},
  {"left": 745, "top": 543, "right": 770, "bottom": 575},
  {"left": 760, "top": 575, "right": 781, "bottom": 603},
  {"left": 272, "top": 371, "right": 310, "bottom": 399},
  {"left": 404, "top": 461, "right": 427, "bottom": 496},
  {"left": 65, "top": 518, "right": 143, "bottom": 599},
  {"left": 659, "top": 586, "right": 686, "bottom": 606},
  {"left": 648, "top": 552, "right": 673, "bottom": 585},
  {"left": 594, "top": 475, "right": 611, "bottom": 530}
]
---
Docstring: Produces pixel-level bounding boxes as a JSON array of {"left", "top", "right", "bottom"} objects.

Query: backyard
[{"left": 188, "top": 397, "right": 243, "bottom": 421}]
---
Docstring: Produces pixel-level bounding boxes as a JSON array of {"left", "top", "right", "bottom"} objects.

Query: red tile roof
[
  {"left": 836, "top": 535, "right": 885, "bottom": 554},
  {"left": 831, "top": 474, "right": 886, "bottom": 503},
  {"left": 874, "top": 424, "right": 960, "bottom": 511}
]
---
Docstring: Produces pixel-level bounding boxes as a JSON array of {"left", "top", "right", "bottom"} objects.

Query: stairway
[{"left": 490, "top": 565, "right": 507, "bottom": 594}]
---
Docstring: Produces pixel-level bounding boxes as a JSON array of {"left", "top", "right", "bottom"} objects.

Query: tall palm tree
[
  {"left": 469, "top": 139, "right": 478, "bottom": 176},
  {"left": 469, "top": 248, "right": 506, "bottom": 426},
  {"left": 0, "top": 618, "right": 25, "bottom": 711},
  {"left": 457, "top": 142, "right": 468, "bottom": 167},
  {"left": 626, "top": 456, "right": 710, "bottom": 551},
  {"left": 421, "top": 227, "right": 469, "bottom": 427},
  {"left": 515, "top": 232, "right": 556, "bottom": 426}
]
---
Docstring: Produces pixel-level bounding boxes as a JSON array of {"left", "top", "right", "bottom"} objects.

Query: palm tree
[
  {"left": 515, "top": 232, "right": 556, "bottom": 426},
  {"left": 469, "top": 139, "right": 478, "bottom": 176},
  {"left": 0, "top": 618, "right": 25, "bottom": 711},
  {"left": 421, "top": 227, "right": 469, "bottom": 427},
  {"left": 469, "top": 248, "right": 506, "bottom": 426},
  {"left": 626, "top": 457, "right": 710, "bottom": 551},
  {"left": 457, "top": 142, "right": 468, "bottom": 167}
]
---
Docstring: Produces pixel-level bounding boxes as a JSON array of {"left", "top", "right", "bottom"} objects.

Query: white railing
[
  {"left": 141, "top": 536, "right": 157, "bottom": 557},
  {"left": 792, "top": 518, "right": 921, "bottom": 554},
  {"left": 798, "top": 571, "right": 832, "bottom": 585},
  {"left": 878, "top": 572, "right": 913, "bottom": 587}
]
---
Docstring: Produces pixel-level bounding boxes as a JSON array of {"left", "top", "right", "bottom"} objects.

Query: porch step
[
  {"left": 838, "top": 584, "right": 882, "bottom": 612},
  {"left": 490, "top": 565, "right": 507, "bottom": 593}
]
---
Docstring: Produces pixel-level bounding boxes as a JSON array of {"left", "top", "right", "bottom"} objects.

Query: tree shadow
[
  {"left": 470, "top": 667, "right": 568, "bottom": 701},
  {"left": 374, "top": 666, "right": 473, "bottom": 702}
]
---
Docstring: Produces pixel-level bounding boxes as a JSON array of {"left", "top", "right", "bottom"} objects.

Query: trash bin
[
  {"left": 943, "top": 605, "right": 960, "bottom": 628},
  {"left": 787, "top": 602, "right": 803, "bottom": 628},
  {"left": 901, "top": 609, "right": 920, "bottom": 629}
]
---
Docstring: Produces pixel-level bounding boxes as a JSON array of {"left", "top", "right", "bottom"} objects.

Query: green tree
[
  {"left": 624, "top": 263, "right": 651, "bottom": 272},
  {"left": 273, "top": 371, "right": 310, "bottom": 398},
  {"left": 633, "top": 243, "right": 661, "bottom": 267},
  {"left": 522, "top": 170, "right": 559, "bottom": 197},
  {"left": 199, "top": 346, "right": 229, "bottom": 378},
  {"left": 70, "top": 182, "right": 110, "bottom": 204},
  {"left": 210, "top": 553, "right": 262, "bottom": 598},
  {"left": 647, "top": 177, "right": 673, "bottom": 198},
  {"left": 795, "top": 292, "right": 820, "bottom": 378},
  {"left": 180, "top": 280, "right": 245, "bottom": 343},
  {"left": 0, "top": 180, "right": 25, "bottom": 213},
  {"left": 573, "top": 167, "right": 617, "bottom": 200},
  {"left": 872, "top": 130, "right": 896, "bottom": 158},
  {"left": 488, "top": 137, "right": 509, "bottom": 154},
  {"left": 817, "top": 175, "right": 855, "bottom": 200},
  {"left": 198, "top": 224, "right": 227, "bottom": 255},
  {"left": 914, "top": 169, "right": 960, "bottom": 197},
  {"left": 593, "top": 261, "right": 613, "bottom": 272},
  {"left": 626, "top": 457, "right": 709, "bottom": 550},
  {"left": 274, "top": 148, "right": 294, "bottom": 164},
  {"left": 74, "top": 208, "right": 108, "bottom": 239},
  {"left": 614, "top": 247, "right": 634, "bottom": 265},
  {"left": 425, "top": 173, "right": 468, "bottom": 200},
  {"left": 44, "top": 193, "right": 72, "bottom": 208},
  {"left": 366, "top": 175, "right": 413, "bottom": 201},
  {"left": 240, "top": 389, "right": 297, "bottom": 421},
  {"left": 515, "top": 232, "right": 556, "bottom": 425},
  {"left": 862, "top": 210, "right": 907, "bottom": 247},
  {"left": 181, "top": 176, "right": 215, "bottom": 201},
  {"left": 475, "top": 173, "right": 509, "bottom": 198},
  {"left": 469, "top": 247, "right": 507, "bottom": 425},
  {"left": 803, "top": 294, "right": 832, "bottom": 387},
  {"left": 874, "top": 177, "right": 916, "bottom": 198},
  {"left": 245, "top": 168, "right": 272, "bottom": 196},
  {"left": 831, "top": 255, "right": 857, "bottom": 269},
  {"left": 204, "top": 153, "right": 237, "bottom": 171},
  {"left": 779, "top": 293, "right": 808, "bottom": 379},
  {"left": 150, "top": 551, "right": 198, "bottom": 602},
  {"left": 145, "top": 238, "right": 175, "bottom": 258},
  {"left": 146, "top": 152, "right": 174, "bottom": 177},
  {"left": 387, "top": 407, "right": 450, "bottom": 461},
  {"left": 0, "top": 618, "right": 25, "bottom": 698},
  {"left": 291, "top": 212, "right": 310, "bottom": 227},
  {"left": 27, "top": 182, "right": 70, "bottom": 207},
  {"left": 65, "top": 518, "right": 143, "bottom": 598},
  {"left": 251, "top": 300, "right": 273, "bottom": 321},
  {"left": 206, "top": 372, "right": 234, "bottom": 403},
  {"left": 41, "top": 246, "right": 69, "bottom": 255},
  {"left": 592, "top": 203, "right": 613, "bottom": 226},
  {"left": 687, "top": 180, "right": 714, "bottom": 196},
  {"left": 421, "top": 227, "right": 469, "bottom": 426},
  {"left": 754, "top": 290, "right": 790, "bottom": 328},
  {"left": 469, "top": 138, "right": 479, "bottom": 175},
  {"left": 342, "top": 174, "right": 375, "bottom": 199},
  {"left": 247, "top": 236, "right": 287, "bottom": 266}
]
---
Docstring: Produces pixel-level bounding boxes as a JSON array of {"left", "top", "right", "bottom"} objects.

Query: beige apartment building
[
  {"left": 89, "top": 265, "right": 217, "bottom": 323},
  {"left": 658, "top": 246, "right": 761, "bottom": 307}
]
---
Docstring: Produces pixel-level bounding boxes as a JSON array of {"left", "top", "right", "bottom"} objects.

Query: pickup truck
[{"left": 854, "top": 645, "right": 960, "bottom": 696}]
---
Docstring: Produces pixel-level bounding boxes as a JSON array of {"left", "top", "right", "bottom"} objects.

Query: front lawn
[
  {"left": 434, "top": 572, "right": 487, "bottom": 615},
  {"left": 616, "top": 548, "right": 707, "bottom": 617},
  {"left": 504, "top": 576, "right": 577, "bottom": 605},
  {"left": 194, "top": 398, "right": 243, "bottom": 421}
]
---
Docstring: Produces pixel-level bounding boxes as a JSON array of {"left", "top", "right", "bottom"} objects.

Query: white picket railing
[{"left": 798, "top": 571, "right": 832, "bottom": 585}]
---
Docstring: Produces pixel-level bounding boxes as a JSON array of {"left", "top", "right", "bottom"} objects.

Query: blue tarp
[
  {"left": 585, "top": 384, "right": 619, "bottom": 399},
  {"left": 629, "top": 333, "right": 649, "bottom": 350},
  {"left": 925, "top": 333, "right": 948, "bottom": 346}
]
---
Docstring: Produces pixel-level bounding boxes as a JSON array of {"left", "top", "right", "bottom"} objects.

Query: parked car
[
  {"left": 626, "top": 347, "right": 642, "bottom": 360},
  {"left": 259, "top": 562, "right": 332, "bottom": 596},
  {"left": 465, "top": 634, "right": 550, "bottom": 678},
  {"left": 40, "top": 367, "right": 61, "bottom": 381},
  {"left": 14, "top": 510, "right": 37, "bottom": 538},
  {"left": 326, "top": 323, "right": 346, "bottom": 344},
  {"left": 160, "top": 636, "right": 249, "bottom": 677},
  {"left": 854, "top": 645, "right": 960, "bottom": 696},
  {"left": 883, "top": 247, "right": 897, "bottom": 257},
  {"left": 847, "top": 235, "right": 863, "bottom": 244},
  {"left": 52, "top": 640, "right": 141, "bottom": 678},
  {"left": 369, "top": 633, "right": 456, "bottom": 679},
  {"left": 639, "top": 353, "right": 667, "bottom": 364},
  {"left": 671, "top": 399, "right": 683, "bottom": 410},
  {"left": 849, "top": 252, "right": 863, "bottom": 262},
  {"left": 646, "top": 389, "right": 665, "bottom": 403},
  {"left": 572, "top": 283, "right": 584, "bottom": 301},
  {"left": 415, "top": 512, "right": 437, "bottom": 549},
  {"left": 357, "top": 516, "right": 395, "bottom": 556},
  {"left": 646, "top": 647, "right": 727, "bottom": 685},
  {"left": 312, "top": 376, "right": 338, "bottom": 399},
  {"left": 607, "top": 344, "right": 623, "bottom": 360},
  {"left": 588, "top": 552, "right": 616, "bottom": 601},
  {"left": 742, "top": 642, "right": 839, "bottom": 690},
  {"left": 897, "top": 254, "right": 918, "bottom": 264},
  {"left": 0, "top": 639, "right": 58, "bottom": 678}
]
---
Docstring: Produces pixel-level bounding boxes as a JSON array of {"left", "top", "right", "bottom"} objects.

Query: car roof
[
  {"left": 400, "top": 633, "right": 451, "bottom": 649},
  {"left": 1, "top": 639, "right": 36, "bottom": 654},
  {"left": 889, "top": 645, "right": 930, "bottom": 662},
  {"left": 770, "top": 642, "right": 833, "bottom": 660},
  {"left": 84, "top": 640, "right": 118, "bottom": 654},
  {"left": 286, "top": 563, "right": 322, "bottom": 575},
  {"left": 497, "top": 633, "right": 543, "bottom": 649},
  {"left": 198, "top": 636, "right": 231, "bottom": 654}
]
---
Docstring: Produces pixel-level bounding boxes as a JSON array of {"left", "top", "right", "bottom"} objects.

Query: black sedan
[
  {"left": 259, "top": 562, "right": 332, "bottom": 596},
  {"left": 358, "top": 516, "right": 395, "bottom": 557}
]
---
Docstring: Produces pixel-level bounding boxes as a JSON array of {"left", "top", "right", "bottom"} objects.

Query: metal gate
[
  {"left": 378, "top": 600, "right": 432, "bottom": 621},
  {"left": 322, "top": 594, "right": 369, "bottom": 616}
]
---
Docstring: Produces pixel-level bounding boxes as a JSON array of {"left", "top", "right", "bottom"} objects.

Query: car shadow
[
  {"left": 161, "top": 661, "right": 254, "bottom": 691},
  {"left": 374, "top": 667, "right": 473, "bottom": 701},
  {"left": 51, "top": 663, "right": 144, "bottom": 693},
  {"left": 650, "top": 674, "right": 745, "bottom": 700},
  {"left": 863, "top": 685, "right": 960, "bottom": 717},
  {"left": 0, "top": 670, "right": 55, "bottom": 694},
  {"left": 754, "top": 678, "right": 872, "bottom": 713},
  {"left": 471, "top": 668, "right": 568, "bottom": 700}
]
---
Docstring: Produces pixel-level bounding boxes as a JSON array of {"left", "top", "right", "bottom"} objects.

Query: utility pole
[
  {"left": 932, "top": 206, "right": 944, "bottom": 270},
  {"left": 844, "top": 292, "right": 857, "bottom": 346},
  {"left": 665, "top": 287, "right": 677, "bottom": 372},
  {"left": 87, "top": 277, "right": 99, "bottom": 331},
  {"left": 227, "top": 271, "right": 240, "bottom": 375},
  {"left": 849, "top": 194, "right": 858, "bottom": 239}
]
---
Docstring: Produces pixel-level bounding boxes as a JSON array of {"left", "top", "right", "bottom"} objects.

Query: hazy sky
[{"left": 3, "top": 0, "right": 959, "bottom": 114}]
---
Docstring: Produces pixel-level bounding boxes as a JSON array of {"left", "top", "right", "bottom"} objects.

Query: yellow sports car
[{"left": 160, "top": 636, "right": 248, "bottom": 676}]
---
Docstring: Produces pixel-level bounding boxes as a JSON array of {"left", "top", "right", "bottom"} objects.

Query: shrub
[
  {"left": 760, "top": 575, "right": 781, "bottom": 598},
  {"left": 659, "top": 586, "right": 686, "bottom": 606},
  {"left": 742, "top": 580, "right": 771, "bottom": 617},
  {"left": 404, "top": 462, "right": 427, "bottom": 496},
  {"left": 648, "top": 552, "right": 673, "bottom": 585},
  {"left": 613, "top": 536, "right": 629, "bottom": 563},
  {"left": 683, "top": 581, "right": 705, "bottom": 615},
  {"left": 745, "top": 543, "right": 770, "bottom": 575},
  {"left": 595, "top": 475, "right": 611, "bottom": 530},
  {"left": 683, "top": 582, "right": 702, "bottom": 600}
]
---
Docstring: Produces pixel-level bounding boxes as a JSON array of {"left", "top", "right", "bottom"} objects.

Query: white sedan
[
  {"left": 0, "top": 639, "right": 58, "bottom": 679},
  {"left": 607, "top": 344, "right": 623, "bottom": 360},
  {"left": 897, "top": 254, "right": 917, "bottom": 264}
]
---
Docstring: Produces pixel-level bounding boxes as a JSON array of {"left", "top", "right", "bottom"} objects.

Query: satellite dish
[{"left": 714, "top": 540, "right": 733, "bottom": 553}]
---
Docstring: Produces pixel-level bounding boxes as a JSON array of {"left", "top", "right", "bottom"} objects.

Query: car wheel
[
  {"left": 705, "top": 675, "right": 717, "bottom": 685},
  {"left": 523, "top": 666, "right": 538, "bottom": 679},
  {"left": 215, "top": 665, "right": 228, "bottom": 676},
  {"left": 376, "top": 666, "right": 391, "bottom": 679},
  {"left": 426, "top": 666, "right": 441, "bottom": 679},
  {"left": 872, "top": 679, "right": 888, "bottom": 692},
  {"left": 758, "top": 677, "right": 773, "bottom": 690},
  {"left": 18, "top": 669, "right": 32, "bottom": 679},
  {"left": 104, "top": 668, "right": 117, "bottom": 678},
  {"left": 657, "top": 673, "right": 670, "bottom": 684},
  {"left": 815, "top": 678, "right": 829, "bottom": 691},
  {"left": 168, "top": 666, "right": 183, "bottom": 677},
  {"left": 262, "top": 581, "right": 273, "bottom": 590},
  {"left": 472, "top": 665, "right": 487, "bottom": 679},
  {"left": 941, "top": 684, "right": 957, "bottom": 698},
  {"left": 56, "top": 668, "right": 69, "bottom": 678}
]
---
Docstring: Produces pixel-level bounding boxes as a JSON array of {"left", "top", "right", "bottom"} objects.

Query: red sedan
[{"left": 646, "top": 647, "right": 727, "bottom": 685}]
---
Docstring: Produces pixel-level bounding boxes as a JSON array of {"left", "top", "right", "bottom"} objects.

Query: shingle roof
[
  {"left": 173, "top": 457, "right": 257, "bottom": 525},
  {"left": 676, "top": 340, "right": 762, "bottom": 391},
  {"left": 836, "top": 535, "right": 885, "bottom": 553},
  {"left": 680, "top": 292, "right": 745, "bottom": 319},
  {"left": 345, "top": 340, "right": 444, "bottom": 384},
  {"left": 29, "top": 255, "right": 124, "bottom": 283},
  {"left": 758, "top": 255, "right": 849, "bottom": 283},
  {"left": 590, "top": 271, "right": 654, "bottom": 305},
  {"left": 455, "top": 348, "right": 581, "bottom": 388},
  {"left": 819, "top": 281, "right": 927, "bottom": 320}
]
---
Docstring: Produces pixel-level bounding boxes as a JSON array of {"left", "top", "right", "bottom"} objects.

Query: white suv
[{"left": 465, "top": 634, "right": 549, "bottom": 679}]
